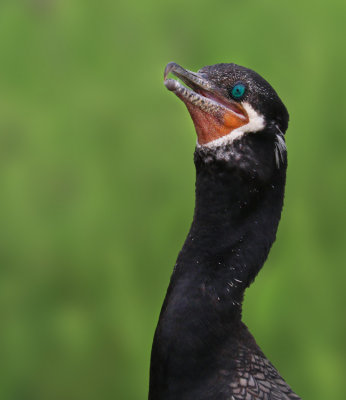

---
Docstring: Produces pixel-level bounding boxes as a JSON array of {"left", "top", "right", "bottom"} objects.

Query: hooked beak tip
[{"left": 164, "top": 62, "right": 179, "bottom": 80}]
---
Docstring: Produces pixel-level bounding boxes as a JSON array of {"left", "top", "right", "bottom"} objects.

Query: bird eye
[{"left": 230, "top": 83, "right": 246, "bottom": 100}]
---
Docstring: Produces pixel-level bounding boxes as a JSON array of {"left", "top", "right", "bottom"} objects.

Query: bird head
[{"left": 164, "top": 62, "right": 289, "bottom": 172}]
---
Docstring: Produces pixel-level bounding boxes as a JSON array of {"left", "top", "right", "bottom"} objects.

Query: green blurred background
[{"left": 0, "top": 0, "right": 345, "bottom": 399}]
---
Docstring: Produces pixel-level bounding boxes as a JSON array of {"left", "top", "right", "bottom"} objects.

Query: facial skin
[{"left": 164, "top": 62, "right": 288, "bottom": 148}]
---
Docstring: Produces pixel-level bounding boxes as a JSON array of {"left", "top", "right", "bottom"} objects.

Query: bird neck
[
  {"left": 176, "top": 143, "right": 287, "bottom": 311},
  {"left": 149, "top": 140, "right": 287, "bottom": 399}
]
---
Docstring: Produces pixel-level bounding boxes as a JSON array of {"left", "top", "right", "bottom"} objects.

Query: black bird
[{"left": 149, "top": 62, "right": 300, "bottom": 400}]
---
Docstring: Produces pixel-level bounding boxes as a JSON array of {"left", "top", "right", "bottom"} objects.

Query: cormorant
[{"left": 149, "top": 62, "right": 301, "bottom": 400}]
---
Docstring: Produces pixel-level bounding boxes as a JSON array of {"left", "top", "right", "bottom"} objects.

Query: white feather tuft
[{"left": 274, "top": 131, "right": 286, "bottom": 168}]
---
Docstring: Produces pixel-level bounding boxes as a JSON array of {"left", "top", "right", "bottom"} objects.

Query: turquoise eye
[{"left": 230, "top": 83, "right": 246, "bottom": 100}]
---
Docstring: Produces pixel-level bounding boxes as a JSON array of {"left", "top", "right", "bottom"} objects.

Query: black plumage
[{"left": 149, "top": 62, "right": 300, "bottom": 400}]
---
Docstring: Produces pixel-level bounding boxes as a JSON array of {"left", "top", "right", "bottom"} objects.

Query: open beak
[{"left": 164, "top": 62, "right": 249, "bottom": 145}]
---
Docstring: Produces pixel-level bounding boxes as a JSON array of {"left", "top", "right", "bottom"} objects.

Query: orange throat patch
[{"left": 184, "top": 102, "right": 249, "bottom": 145}]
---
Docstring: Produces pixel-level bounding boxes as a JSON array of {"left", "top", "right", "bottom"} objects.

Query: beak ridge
[{"left": 164, "top": 62, "right": 214, "bottom": 92}]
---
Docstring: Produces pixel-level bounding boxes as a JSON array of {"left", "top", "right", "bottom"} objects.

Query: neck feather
[
  {"left": 149, "top": 136, "right": 287, "bottom": 399},
  {"left": 177, "top": 141, "right": 286, "bottom": 304}
]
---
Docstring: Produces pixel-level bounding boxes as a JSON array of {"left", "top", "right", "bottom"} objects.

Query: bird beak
[{"left": 164, "top": 62, "right": 249, "bottom": 145}]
